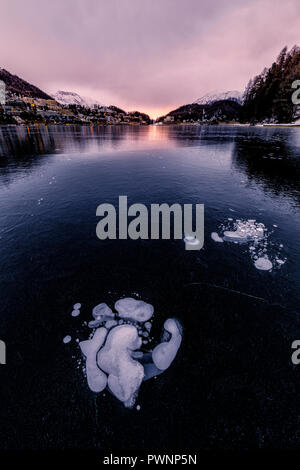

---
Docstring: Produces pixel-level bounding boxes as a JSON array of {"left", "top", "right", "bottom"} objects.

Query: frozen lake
[{"left": 0, "top": 124, "right": 299, "bottom": 450}]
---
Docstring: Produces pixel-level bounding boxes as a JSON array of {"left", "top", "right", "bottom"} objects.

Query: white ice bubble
[
  {"left": 223, "top": 220, "right": 265, "bottom": 243},
  {"left": 115, "top": 298, "right": 154, "bottom": 323},
  {"left": 105, "top": 320, "right": 118, "bottom": 329},
  {"left": 71, "top": 310, "right": 80, "bottom": 317},
  {"left": 254, "top": 257, "right": 273, "bottom": 271},
  {"left": 92, "top": 303, "right": 114, "bottom": 320},
  {"left": 63, "top": 335, "right": 72, "bottom": 344},
  {"left": 88, "top": 319, "right": 103, "bottom": 329},
  {"left": 73, "top": 303, "right": 81, "bottom": 310},
  {"left": 152, "top": 318, "right": 182, "bottom": 371},
  {"left": 211, "top": 232, "right": 223, "bottom": 243},
  {"left": 79, "top": 328, "right": 108, "bottom": 393},
  {"left": 97, "top": 325, "right": 144, "bottom": 408},
  {"left": 70, "top": 299, "right": 183, "bottom": 408}
]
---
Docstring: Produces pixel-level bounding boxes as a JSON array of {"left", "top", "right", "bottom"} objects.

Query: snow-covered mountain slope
[
  {"left": 52, "top": 90, "right": 102, "bottom": 108},
  {"left": 193, "top": 90, "right": 243, "bottom": 105}
]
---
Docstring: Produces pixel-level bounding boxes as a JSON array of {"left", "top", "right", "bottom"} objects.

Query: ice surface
[
  {"left": 97, "top": 325, "right": 144, "bottom": 407},
  {"left": 79, "top": 327, "right": 108, "bottom": 393},
  {"left": 254, "top": 257, "right": 273, "bottom": 271},
  {"left": 152, "top": 318, "right": 182, "bottom": 371},
  {"left": 115, "top": 298, "right": 154, "bottom": 322},
  {"left": 211, "top": 232, "right": 223, "bottom": 243}
]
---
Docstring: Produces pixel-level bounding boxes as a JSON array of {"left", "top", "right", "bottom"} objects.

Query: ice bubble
[
  {"left": 152, "top": 318, "right": 182, "bottom": 371},
  {"left": 97, "top": 325, "right": 144, "bottom": 408},
  {"left": 115, "top": 298, "right": 154, "bottom": 323},
  {"left": 254, "top": 257, "right": 273, "bottom": 271},
  {"left": 276, "top": 258, "right": 286, "bottom": 265},
  {"left": 211, "top": 232, "right": 223, "bottom": 243},
  {"left": 63, "top": 335, "right": 72, "bottom": 344},
  {"left": 88, "top": 319, "right": 103, "bottom": 329},
  {"left": 131, "top": 351, "right": 144, "bottom": 359},
  {"left": 223, "top": 220, "right": 265, "bottom": 243},
  {"left": 73, "top": 303, "right": 81, "bottom": 310},
  {"left": 70, "top": 299, "right": 183, "bottom": 408},
  {"left": 144, "top": 321, "right": 152, "bottom": 332},
  {"left": 92, "top": 303, "right": 114, "bottom": 320},
  {"left": 71, "top": 310, "right": 80, "bottom": 317},
  {"left": 105, "top": 320, "right": 118, "bottom": 329},
  {"left": 79, "top": 328, "right": 108, "bottom": 393}
]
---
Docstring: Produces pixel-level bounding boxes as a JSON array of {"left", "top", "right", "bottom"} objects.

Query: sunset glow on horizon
[{"left": 0, "top": 0, "right": 299, "bottom": 118}]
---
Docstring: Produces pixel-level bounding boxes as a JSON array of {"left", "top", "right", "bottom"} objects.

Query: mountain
[
  {"left": 52, "top": 90, "right": 102, "bottom": 108},
  {"left": 158, "top": 99, "right": 242, "bottom": 124},
  {"left": 0, "top": 68, "right": 52, "bottom": 99},
  {"left": 194, "top": 90, "right": 243, "bottom": 105}
]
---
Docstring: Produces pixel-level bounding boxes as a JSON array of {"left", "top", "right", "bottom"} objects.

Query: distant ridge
[
  {"left": 52, "top": 90, "right": 102, "bottom": 108},
  {"left": 0, "top": 68, "right": 52, "bottom": 100},
  {"left": 194, "top": 90, "right": 243, "bottom": 105}
]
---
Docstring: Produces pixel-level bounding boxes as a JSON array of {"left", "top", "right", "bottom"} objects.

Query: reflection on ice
[{"left": 76, "top": 298, "right": 182, "bottom": 408}]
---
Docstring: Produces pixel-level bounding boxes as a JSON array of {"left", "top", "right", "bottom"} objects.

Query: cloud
[{"left": 0, "top": 0, "right": 299, "bottom": 117}]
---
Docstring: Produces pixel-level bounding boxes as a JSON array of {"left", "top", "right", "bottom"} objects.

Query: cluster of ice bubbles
[
  {"left": 211, "top": 218, "right": 286, "bottom": 271},
  {"left": 64, "top": 298, "right": 182, "bottom": 408}
]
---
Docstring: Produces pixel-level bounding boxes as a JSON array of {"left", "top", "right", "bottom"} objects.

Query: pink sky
[{"left": 0, "top": 0, "right": 299, "bottom": 118}]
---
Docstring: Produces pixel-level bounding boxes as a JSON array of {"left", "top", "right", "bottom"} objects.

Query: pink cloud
[{"left": 0, "top": 0, "right": 299, "bottom": 118}]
